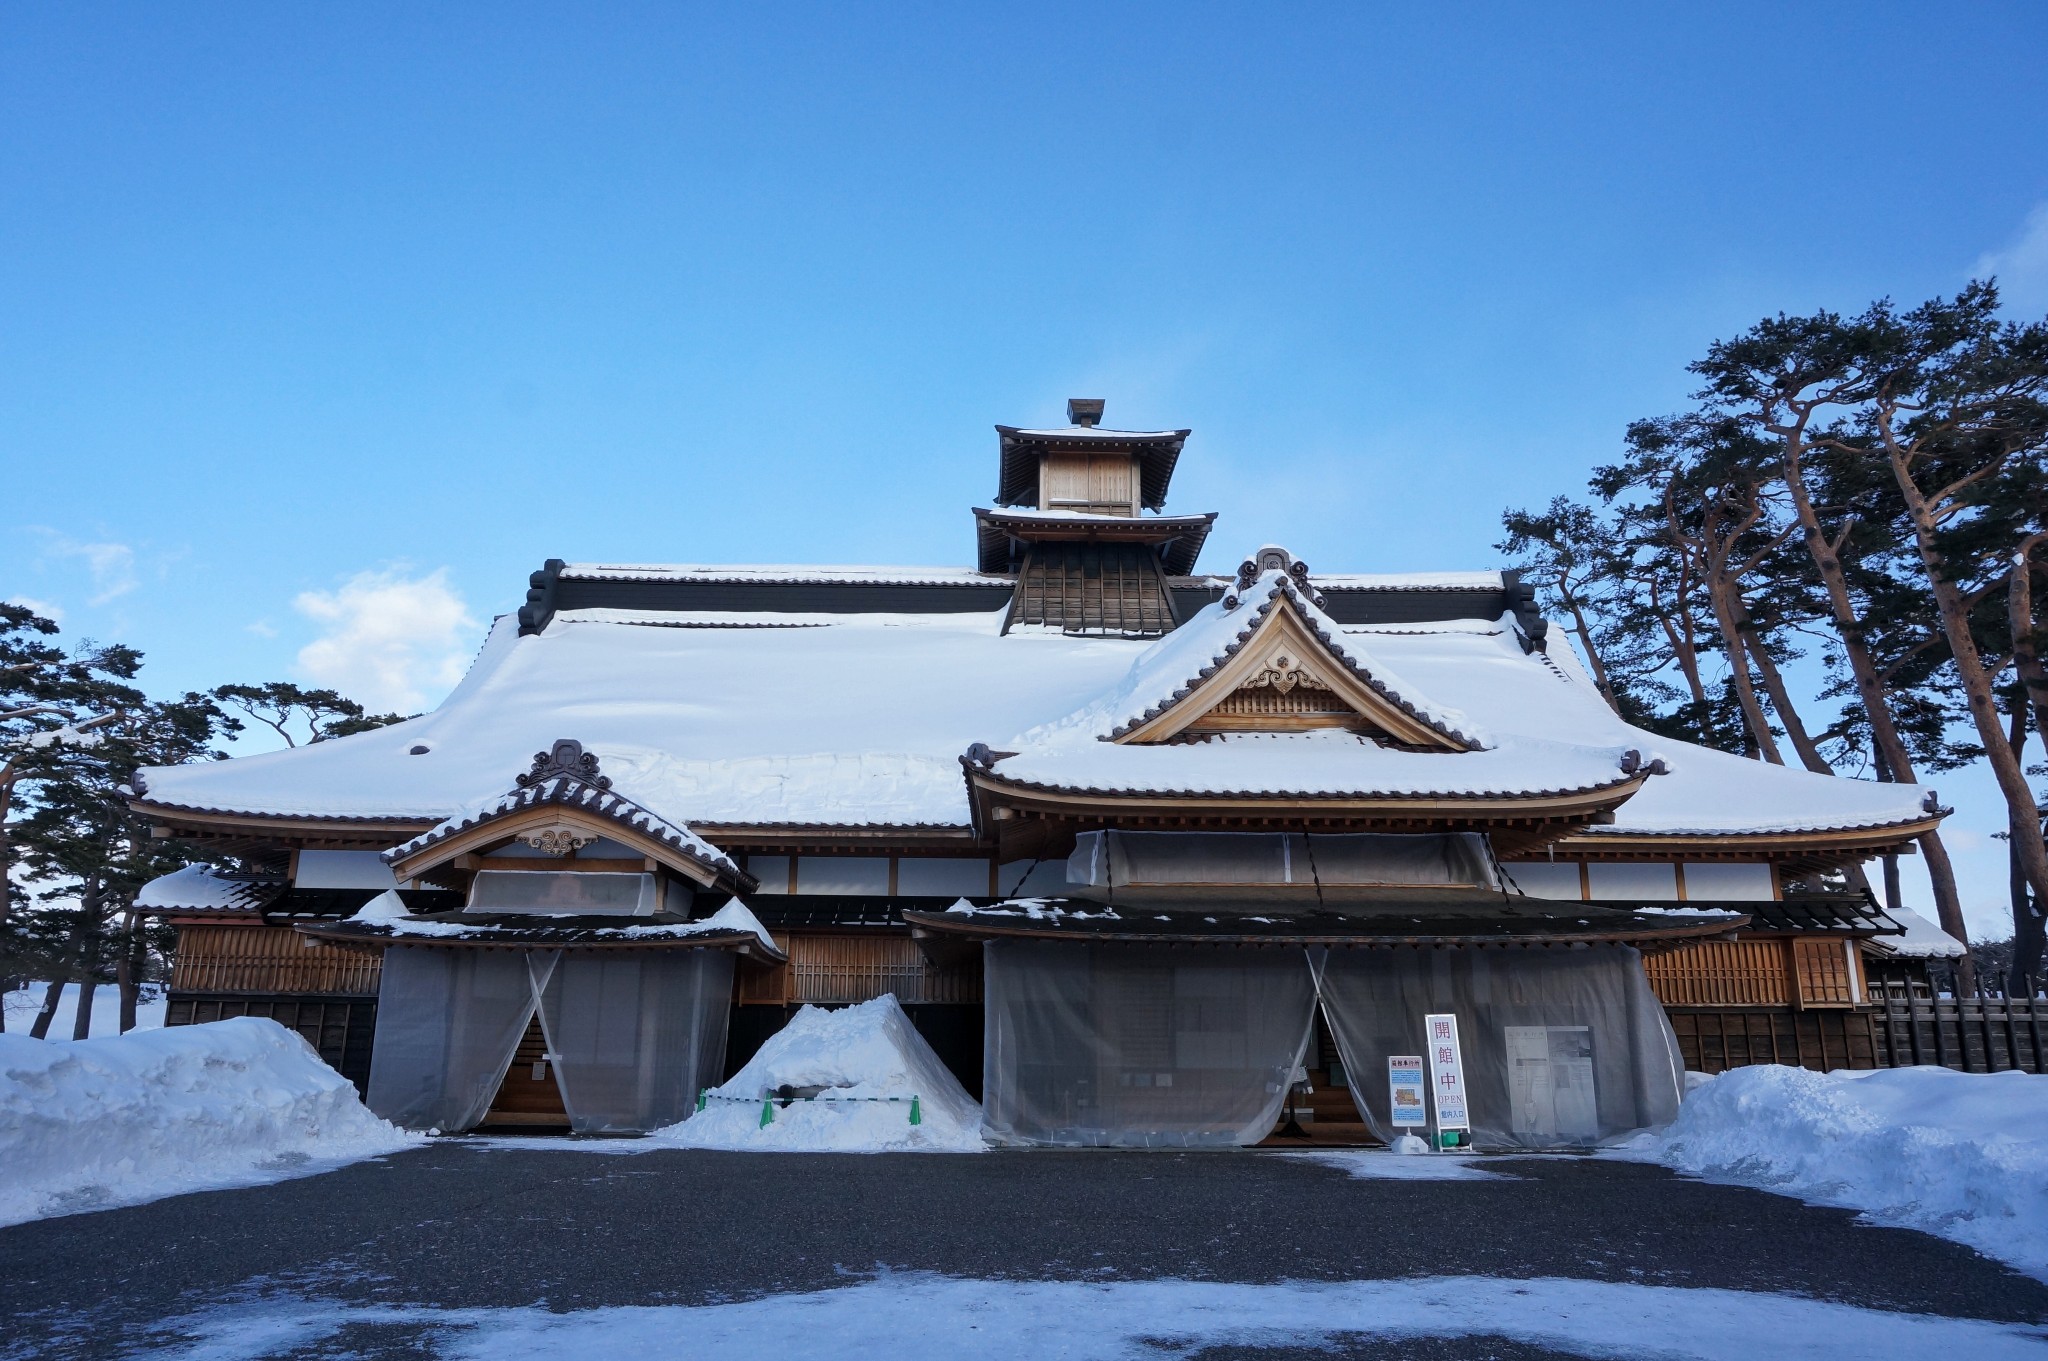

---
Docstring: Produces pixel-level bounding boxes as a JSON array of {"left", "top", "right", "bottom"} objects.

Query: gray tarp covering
[
  {"left": 367, "top": 948, "right": 559, "bottom": 1133},
  {"left": 536, "top": 950, "right": 734, "bottom": 1134},
  {"left": 981, "top": 940, "right": 1318, "bottom": 1147},
  {"left": 368, "top": 945, "right": 735, "bottom": 1135},
  {"left": 1067, "top": 831, "right": 1496, "bottom": 890},
  {"left": 1317, "top": 945, "right": 1684, "bottom": 1149}
]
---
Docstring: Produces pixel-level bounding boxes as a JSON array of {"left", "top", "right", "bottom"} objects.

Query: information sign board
[
  {"left": 1387, "top": 1056, "right": 1428, "bottom": 1128},
  {"left": 1423, "top": 1013, "right": 1471, "bottom": 1133}
]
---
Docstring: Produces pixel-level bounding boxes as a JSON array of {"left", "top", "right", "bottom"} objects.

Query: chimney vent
[{"left": 1066, "top": 398, "right": 1105, "bottom": 428}]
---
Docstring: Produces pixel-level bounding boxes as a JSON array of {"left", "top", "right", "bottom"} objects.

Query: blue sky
[{"left": 5, "top": 5, "right": 2046, "bottom": 933}]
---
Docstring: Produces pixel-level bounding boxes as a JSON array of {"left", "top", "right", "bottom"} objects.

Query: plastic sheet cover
[
  {"left": 367, "top": 947, "right": 558, "bottom": 1133},
  {"left": 981, "top": 940, "right": 1317, "bottom": 1147},
  {"left": 1067, "top": 831, "right": 1495, "bottom": 890},
  {"left": 1318, "top": 945, "right": 1683, "bottom": 1150},
  {"left": 537, "top": 949, "right": 735, "bottom": 1134}
]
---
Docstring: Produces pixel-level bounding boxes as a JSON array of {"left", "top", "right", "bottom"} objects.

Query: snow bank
[
  {"left": 0, "top": 1017, "right": 423, "bottom": 1225},
  {"left": 658, "top": 996, "right": 982, "bottom": 1152},
  {"left": 1620, "top": 1065, "right": 2048, "bottom": 1279}
]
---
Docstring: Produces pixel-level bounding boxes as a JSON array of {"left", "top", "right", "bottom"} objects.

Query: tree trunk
[
  {"left": 28, "top": 980, "right": 64, "bottom": 1040},
  {"left": 1776, "top": 427, "right": 1967, "bottom": 951},
  {"left": 1893, "top": 467, "right": 2048, "bottom": 939},
  {"left": 70, "top": 979, "right": 96, "bottom": 1040},
  {"left": 1777, "top": 433, "right": 1921, "bottom": 784},
  {"left": 1705, "top": 573, "right": 1784, "bottom": 763},
  {"left": 2007, "top": 700, "right": 2046, "bottom": 990},
  {"left": 1917, "top": 830, "right": 1975, "bottom": 996},
  {"left": 116, "top": 909, "right": 141, "bottom": 1034},
  {"left": 1557, "top": 591, "right": 1620, "bottom": 712},
  {"left": 1747, "top": 629, "right": 1832, "bottom": 773},
  {"left": 2012, "top": 533, "right": 2048, "bottom": 751}
]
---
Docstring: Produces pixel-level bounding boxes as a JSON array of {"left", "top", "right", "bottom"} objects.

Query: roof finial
[
  {"left": 515, "top": 738, "right": 611, "bottom": 790},
  {"left": 1066, "top": 397, "right": 1105, "bottom": 428}
]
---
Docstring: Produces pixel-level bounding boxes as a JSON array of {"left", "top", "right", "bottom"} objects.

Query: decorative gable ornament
[
  {"left": 516, "top": 824, "right": 599, "bottom": 857},
  {"left": 1116, "top": 549, "right": 1475, "bottom": 750},
  {"left": 516, "top": 738, "right": 611, "bottom": 790}
]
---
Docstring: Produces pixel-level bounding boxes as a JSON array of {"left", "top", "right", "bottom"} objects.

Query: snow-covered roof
[
  {"left": 1867, "top": 905, "right": 1969, "bottom": 959},
  {"left": 133, "top": 863, "right": 284, "bottom": 914},
  {"left": 386, "top": 742, "right": 748, "bottom": 888},
  {"left": 560, "top": 563, "right": 1011, "bottom": 586},
  {"left": 1023, "top": 567, "right": 1486, "bottom": 749},
  {"left": 133, "top": 557, "right": 1936, "bottom": 845}
]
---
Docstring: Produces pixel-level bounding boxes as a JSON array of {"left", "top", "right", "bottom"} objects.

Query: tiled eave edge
[
  {"left": 901, "top": 908, "right": 1744, "bottom": 950},
  {"left": 295, "top": 920, "right": 787, "bottom": 962},
  {"left": 385, "top": 776, "right": 754, "bottom": 893},
  {"left": 1542, "top": 813, "right": 1945, "bottom": 862}
]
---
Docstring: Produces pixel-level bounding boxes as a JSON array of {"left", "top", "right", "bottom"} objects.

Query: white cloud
[
  {"left": 245, "top": 620, "right": 279, "bottom": 638},
  {"left": 292, "top": 567, "right": 479, "bottom": 714},
  {"left": 32, "top": 533, "right": 138, "bottom": 605},
  {"left": 1975, "top": 202, "right": 2048, "bottom": 313},
  {"left": 5, "top": 595, "right": 66, "bottom": 626}
]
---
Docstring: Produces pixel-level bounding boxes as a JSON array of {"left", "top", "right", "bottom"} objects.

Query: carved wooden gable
[{"left": 1115, "top": 585, "right": 1472, "bottom": 751}]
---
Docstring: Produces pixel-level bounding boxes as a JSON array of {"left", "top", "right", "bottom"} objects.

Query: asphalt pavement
[{"left": 3, "top": 1145, "right": 2044, "bottom": 1359}]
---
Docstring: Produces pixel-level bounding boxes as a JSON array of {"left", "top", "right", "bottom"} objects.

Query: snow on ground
[
  {"left": 1, "top": 980, "right": 165, "bottom": 1040},
  {"left": 136, "top": 1273, "right": 2048, "bottom": 1361},
  {"left": 1278, "top": 1149, "right": 1523, "bottom": 1181},
  {"left": 658, "top": 995, "right": 983, "bottom": 1152},
  {"left": 1617, "top": 1065, "right": 2048, "bottom": 1280},
  {"left": 0, "top": 1017, "right": 422, "bottom": 1226}
]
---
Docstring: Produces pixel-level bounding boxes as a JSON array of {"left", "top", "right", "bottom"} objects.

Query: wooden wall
[
  {"left": 1644, "top": 937, "right": 1861, "bottom": 1010},
  {"left": 171, "top": 923, "right": 381, "bottom": 997},
  {"left": 165, "top": 995, "right": 378, "bottom": 1094},
  {"left": 736, "top": 933, "right": 981, "bottom": 1006}
]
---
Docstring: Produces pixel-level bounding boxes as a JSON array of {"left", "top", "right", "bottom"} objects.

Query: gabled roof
[
  {"left": 995, "top": 425, "right": 1191, "bottom": 510},
  {"left": 385, "top": 739, "right": 754, "bottom": 892},
  {"left": 1013, "top": 548, "right": 1485, "bottom": 752}
]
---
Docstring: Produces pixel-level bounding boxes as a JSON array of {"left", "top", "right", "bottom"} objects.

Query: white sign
[
  {"left": 1387, "top": 1055, "right": 1428, "bottom": 1127},
  {"left": 1424, "top": 1012, "right": 1471, "bottom": 1132}
]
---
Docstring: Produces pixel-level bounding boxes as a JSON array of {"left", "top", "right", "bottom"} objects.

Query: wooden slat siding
[
  {"left": 1643, "top": 940, "right": 1790, "bottom": 1007},
  {"left": 165, "top": 994, "right": 377, "bottom": 1095},
  {"left": 1868, "top": 984, "right": 2047, "bottom": 1074},
  {"left": 781, "top": 935, "right": 982, "bottom": 1005},
  {"left": 1011, "top": 543, "right": 1176, "bottom": 637},
  {"left": 1791, "top": 937, "right": 1857, "bottom": 1008},
  {"left": 171, "top": 924, "right": 381, "bottom": 996}
]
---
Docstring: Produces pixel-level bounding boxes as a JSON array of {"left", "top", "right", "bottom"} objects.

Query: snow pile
[
  {"left": 659, "top": 995, "right": 982, "bottom": 1152},
  {"left": 0, "top": 1017, "right": 423, "bottom": 1225},
  {"left": 1622, "top": 1065, "right": 2048, "bottom": 1279}
]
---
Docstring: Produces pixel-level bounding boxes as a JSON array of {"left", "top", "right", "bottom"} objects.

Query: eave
[{"left": 1543, "top": 814, "right": 1943, "bottom": 869}]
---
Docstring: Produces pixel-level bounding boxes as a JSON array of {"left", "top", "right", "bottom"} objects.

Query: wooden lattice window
[
  {"left": 1792, "top": 937, "right": 1861, "bottom": 1008},
  {"left": 1643, "top": 940, "right": 1792, "bottom": 1008}
]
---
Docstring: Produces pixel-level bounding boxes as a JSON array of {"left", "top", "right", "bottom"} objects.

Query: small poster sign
[
  {"left": 1387, "top": 1056, "right": 1427, "bottom": 1127},
  {"left": 1424, "top": 1013, "right": 1471, "bottom": 1133}
]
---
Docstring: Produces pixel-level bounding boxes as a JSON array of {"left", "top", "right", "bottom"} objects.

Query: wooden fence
[{"left": 1868, "top": 982, "right": 2046, "bottom": 1074}]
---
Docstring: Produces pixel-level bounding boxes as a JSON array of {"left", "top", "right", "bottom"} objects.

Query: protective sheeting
[
  {"left": 367, "top": 948, "right": 557, "bottom": 1133},
  {"left": 1318, "top": 945, "right": 1683, "bottom": 1150},
  {"left": 1066, "top": 831, "right": 1495, "bottom": 891},
  {"left": 981, "top": 940, "right": 1316, "bottom": 1148},
  {"left": 538, "top": 950, "right": 734, "bottom": 1134}
]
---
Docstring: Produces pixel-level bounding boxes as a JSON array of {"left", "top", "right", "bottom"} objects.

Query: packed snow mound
[
  {"left": 0, "top": 1017, "right": 423, "bottom": 1226},
  {"left": 1618, "top": 1065, "right": 2048, "bottom": 1280},
  {"left": 658, "top": 995, "right": 982, "bottom": 1152}
]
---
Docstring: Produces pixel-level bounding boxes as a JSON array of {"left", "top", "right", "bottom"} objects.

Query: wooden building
[{"left": 132, "top": 400, "right": 1953, "bottom": 1146}]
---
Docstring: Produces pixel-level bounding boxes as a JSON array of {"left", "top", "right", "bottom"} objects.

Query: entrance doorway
[{"left": 481, "top": 1015, "right": 569, "bottom": 1130}]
